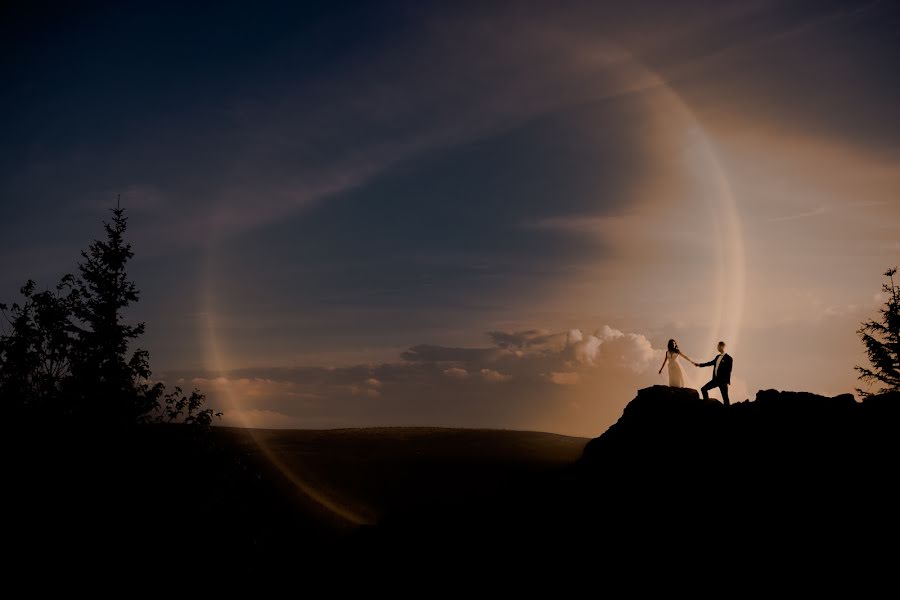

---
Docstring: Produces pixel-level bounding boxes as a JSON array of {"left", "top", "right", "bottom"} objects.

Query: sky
[{"left": 2, "top": 0, "right": 898, "bottom": 437}]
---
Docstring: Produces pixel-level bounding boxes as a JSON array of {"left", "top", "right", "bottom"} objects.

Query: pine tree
[
  {"left": 856, "top": 267, "right": 900, "bottom": 398},
  {"left": 67, "top": 203, "right": 159, "bottom": 423},
  {"left": 1, "top": 198, "right": 219, "bottom": 429}
]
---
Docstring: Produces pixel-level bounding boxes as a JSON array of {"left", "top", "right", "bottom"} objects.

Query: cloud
[
  {"left": 173, "top": 323, "right": 673, "bottom": 436},
  {"left": 402, "top": 344, "right": 510, "bottom": 364},
  {"left": 592, "top": 325, "right": 658, "bottom": 372},
  {"left": 548, "top": 371, "right": 580, "bottom": 385},
  {"left": 565, "top": 328, "right": 603, "bottom": 366},
  {"left": 398, "top": 325, "right": 658, "bottom": 381},
  {"left": 518, "top": 214, "right": 627, "bottom": 237},
  {"left": 552, "top": 325, "right": 658, "bottom": 372},
  {"left": 486, "top": 329, "right": 567, "bottom": 350},
  {"left": 480, "top": 368, "right": 512, "bottom": 383},
  {"left": 348, "top": 384, "right": 382, "bottom": 398},
  {"left": 443, "top": 367, "right": 469, "bottom": 379}
]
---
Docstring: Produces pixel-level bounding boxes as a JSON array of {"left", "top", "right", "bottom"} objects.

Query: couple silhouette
[{"left": 658, "top": 339, "right": 733, "bottom": 405}]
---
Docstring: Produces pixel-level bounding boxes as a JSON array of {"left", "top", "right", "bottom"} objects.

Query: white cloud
[
  {"left": 566, "top": 328, "right": 602, "bottom": 366},
  {"left": 595, "top": 326, "right": 658, "bottom": 372},
  {"left": 558, "top": 325, "right": 657, "bottom": 372}
]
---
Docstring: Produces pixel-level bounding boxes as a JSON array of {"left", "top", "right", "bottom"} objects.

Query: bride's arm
[
  {"left": 658, "top": 353, "right": 668, "bottom": 374},
  {"left": 680, "top": 352, "right": 697, "bottom": 366}
]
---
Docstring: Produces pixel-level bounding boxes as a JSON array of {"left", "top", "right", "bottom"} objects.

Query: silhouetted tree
[
  {"left": 856, "top": 267, "right": 900, "bottom": 398},
  {"left": 160, "top": 385, "right": 219, "bottom": 427},
  {"left": 65, "top": 204, "right": 160, "bottom": 423},
  {"left": 3, "top": 201, "right": 231, "bottom": 579},
  {"left": 0, "top": 282, "right": 44, "bottom": 410},
  {"left": 0, "top": 201, "right": 219, "bottom": 427},
  {"left": 0, "top": 278, "right": 77, "bottom": 416}
]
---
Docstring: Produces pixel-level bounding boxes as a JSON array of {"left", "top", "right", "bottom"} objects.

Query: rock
[{"left": 581, "top": 385, "right": 724, "bottom": 465}]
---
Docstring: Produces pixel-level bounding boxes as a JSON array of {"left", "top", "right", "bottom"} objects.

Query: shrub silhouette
[
  {"left": 0, "top": 278, "right": 76, "bottom": 417},
  {"left": 856, "top": 267, "right": 900, "bottom": 398},
  {"left": 0, "top": 201, "right": 220, "bottom": 427}
]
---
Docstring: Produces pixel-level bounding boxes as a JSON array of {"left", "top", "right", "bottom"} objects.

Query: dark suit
[{"left": 698, "top": 352, "right": 733, "bottom": 405}]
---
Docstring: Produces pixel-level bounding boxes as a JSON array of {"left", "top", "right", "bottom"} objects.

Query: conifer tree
[
  {"left": 856, "top": 267, "right": 900, "bottom": 398},
  {"left": 1, "top": 199, "right": 219, "bottom": 428},
  {"left": 66, "top": 203, "right": 157, "bottom": 422}
]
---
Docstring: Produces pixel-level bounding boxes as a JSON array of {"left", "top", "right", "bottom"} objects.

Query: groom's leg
[
  {"left": 720, "top": 384, "right": 730, "bottom": 406},
  {"left": 700, "top": 380, "right": 715, "bottom": 400}
]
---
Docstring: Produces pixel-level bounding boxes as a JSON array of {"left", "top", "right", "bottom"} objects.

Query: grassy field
[{"left": 213, "top": 426, "right": 589, "bottom": 528}]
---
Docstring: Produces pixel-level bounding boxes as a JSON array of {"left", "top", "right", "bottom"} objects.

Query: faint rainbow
[
  {"left": 667, "top": 88, "right": 746, "bottom": 352},
  {"left": 199, "top": 48, "right": 745, "bottom": 524},
  {"left": 201, "top": 245, "right": 371, "bottom": 526},
  {"left": 610, "top": 56, "right": 746, "bottom": 351}
]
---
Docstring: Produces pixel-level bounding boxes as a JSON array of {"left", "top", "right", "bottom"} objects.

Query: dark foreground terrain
[
  {"left": 218, "top": 426, "right": 588, "bottom": 526},
  {"left": 7, "top": 421, "right": 588, "bottom": 580},
  {"left": 8, "top": 386, "right": 900, "bottom": 583}
]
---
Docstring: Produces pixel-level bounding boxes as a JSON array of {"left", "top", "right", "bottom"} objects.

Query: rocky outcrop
[
  {"left": 581, "top": 385, "right": 863, "bottom": 466},
  {"left": 572, "top": 386, "right": 899, "bottom": 553}
]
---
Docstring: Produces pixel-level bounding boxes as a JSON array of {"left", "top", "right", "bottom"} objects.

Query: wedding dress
[{"left": 667, "top": 350, "right": 685, "bottom": 387}]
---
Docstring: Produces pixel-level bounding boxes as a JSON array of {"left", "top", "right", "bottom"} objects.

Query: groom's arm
[{"left": 696, "top": 358, "right": 715, "bottom": 367}]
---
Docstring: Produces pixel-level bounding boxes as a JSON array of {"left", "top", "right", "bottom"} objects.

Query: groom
[{"left": 696, "top": 341, "right": 733, "bottom": 406}]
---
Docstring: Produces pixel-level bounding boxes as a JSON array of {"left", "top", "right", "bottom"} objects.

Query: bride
[{"left": 658, "top": 339, "right": 696, "bottom": 388}]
